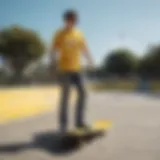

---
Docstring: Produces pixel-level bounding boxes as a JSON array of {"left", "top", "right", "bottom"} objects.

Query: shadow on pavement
[{"left": 0, "top": 131, "right": 105, "bottom": 156}]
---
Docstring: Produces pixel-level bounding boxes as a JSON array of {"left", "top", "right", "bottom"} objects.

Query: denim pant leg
[
  {"left": 59, "top": 74, "right": 70, "bottom": 130},
  {"left": 71, "top": 73, "right": 86, "bottom": 126}
]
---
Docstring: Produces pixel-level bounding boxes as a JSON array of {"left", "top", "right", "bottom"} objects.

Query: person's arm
[
  {"left": 48, "top": 31, "right": 60, "bottom": 74},
  {"left": 83, "top": 44, "right": 94, "bottom": 65},
  {"left": 81, "top": 37, "right": 95, "bottom": 69},
  {"left": 48, "top": 46, "right": 57, "bottom": 73}
]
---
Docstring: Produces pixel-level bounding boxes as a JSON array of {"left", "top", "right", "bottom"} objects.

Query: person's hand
[
  {"left": 51, "top": 72, "right": 57, "bottom": 80},
  {"left": 49, "top": 64, "right": 57, "bottom": 80},
  {"left": 88, "top": 61, "right": 96, "bottom": 71}
]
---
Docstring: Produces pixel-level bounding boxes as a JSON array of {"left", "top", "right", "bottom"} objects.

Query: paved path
[{"left": 0, "top": 91, "right": 160, "bottom": 160}]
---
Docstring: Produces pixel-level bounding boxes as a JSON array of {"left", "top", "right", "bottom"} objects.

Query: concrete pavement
[{"left": 0, "top": 91, "right": 160, "bottom": 160}]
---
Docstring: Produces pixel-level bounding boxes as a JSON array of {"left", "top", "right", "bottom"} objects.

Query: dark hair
[{"left": 63, "top": 9, "right": 78, "bottom": 21}]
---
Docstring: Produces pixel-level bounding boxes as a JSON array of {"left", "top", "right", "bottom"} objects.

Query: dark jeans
[{"left": 59, "top": 72, "right": 86, "bottom": 130}]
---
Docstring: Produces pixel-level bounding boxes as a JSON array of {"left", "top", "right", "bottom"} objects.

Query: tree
[
  {"left": 0, "top": 25, "right": 45, "bottom": 84},
  {"left": 0, "top": 59, "right": 12, "bottom": 85},
  {"left": 102, "top": 48, "right": 138, "bottom": 76},
  {"left": 138, "top": 45, "right": 160, "bottom": 79}
]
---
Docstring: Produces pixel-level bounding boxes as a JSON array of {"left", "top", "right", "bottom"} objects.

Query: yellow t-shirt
[{"left": 52, "top": 28, "right": 86, "bottom": 72}]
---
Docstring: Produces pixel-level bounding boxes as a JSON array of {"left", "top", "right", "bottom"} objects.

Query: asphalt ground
[{"left": 0, "top": 89, "right": 160, "bottom": 160}]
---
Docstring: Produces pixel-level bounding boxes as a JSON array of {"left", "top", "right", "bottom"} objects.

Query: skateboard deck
[
  {"left": 68, "top": 120, "right": 112, "bottom": 137},
  {"left": 59, "top": 120, "right": 112, "bottom": 148}
]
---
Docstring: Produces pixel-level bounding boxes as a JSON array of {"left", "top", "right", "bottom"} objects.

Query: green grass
[
  {"left": 90, "top": 80, "right": 160, "bottom": 91},
  {"left": 152, "top": 80, "right": 160, "bottom": 91}
]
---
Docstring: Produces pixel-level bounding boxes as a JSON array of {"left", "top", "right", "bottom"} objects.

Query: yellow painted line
[
  {"left": 0, "top": 87, "right": 58, "bottom": 124},
  {"left": 0, "top": 105, "right": 52, "bottom": 124},
  {"left": 0, "top": 86, "right": 75, "bottom": 124}
]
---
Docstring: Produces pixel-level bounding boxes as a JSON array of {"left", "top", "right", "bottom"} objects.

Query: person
[{"left": 49, "top": 9, "right": 94, "bottom": 132}]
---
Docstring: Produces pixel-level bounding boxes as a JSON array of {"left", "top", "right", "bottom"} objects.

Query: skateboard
[
  {"left": 69, "top": 120, "right": 112, "bottom": 135},
  {"left": 61, "top": 120, "right": 112, "bottom": 147}
]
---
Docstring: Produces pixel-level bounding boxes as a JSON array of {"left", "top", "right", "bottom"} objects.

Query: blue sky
[{"left": 1, "top": 0, "right": 160, "bottom": 64}]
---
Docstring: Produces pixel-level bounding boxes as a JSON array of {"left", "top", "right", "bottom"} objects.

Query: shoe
[{"left": 76, "top": 123, "right": 90, "bottom": 131}]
